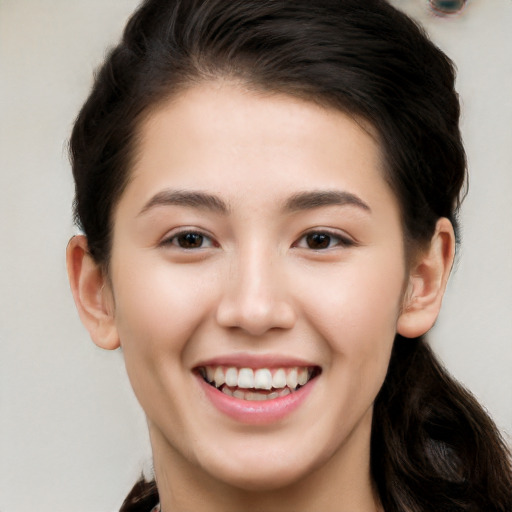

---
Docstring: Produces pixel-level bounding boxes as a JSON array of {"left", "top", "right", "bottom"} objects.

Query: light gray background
[{"left": 1, "top": 1, "right": 511, "bottom": 510}]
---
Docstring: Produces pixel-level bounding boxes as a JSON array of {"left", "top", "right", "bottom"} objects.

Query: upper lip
[{"left": 194, "top": 353, "right": 319, "bottom": 369}]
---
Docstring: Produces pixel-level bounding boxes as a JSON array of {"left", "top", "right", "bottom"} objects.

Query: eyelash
[
  {"left": 293, "top": 230, "right": 355, "bottom": 250},
  {"left": 161, "top": 229, "right": 354, "bottom": 251},
  {"left": 160, "top": 230, "right": 217, "bottom": 250}
]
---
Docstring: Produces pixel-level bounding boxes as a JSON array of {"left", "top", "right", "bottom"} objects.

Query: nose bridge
[
  {"left": 216, "top": 240, "right": 296, "bottom": 335},
  {"left": 239, "top": 242, "right": 276, "bottom": 308}
]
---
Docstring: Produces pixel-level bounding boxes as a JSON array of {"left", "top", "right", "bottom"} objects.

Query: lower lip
[{"left": 196, "top": 374, "right": 316, "bottom": 425}]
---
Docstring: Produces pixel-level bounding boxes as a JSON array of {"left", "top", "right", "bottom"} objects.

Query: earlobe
[
  {"left": 397, "top": 218, "right": 455, "bottom": 339},
  {"left": 66, "top": 235, "right": 120, "bottom": 350}
]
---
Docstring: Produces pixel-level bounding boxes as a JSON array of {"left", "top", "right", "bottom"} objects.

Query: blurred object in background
[{"left": 430, "top": 0, "right": 468, "bottom": 15}]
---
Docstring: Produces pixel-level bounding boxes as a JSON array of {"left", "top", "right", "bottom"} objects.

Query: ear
[
  {"left": 397, "top": 218, "right": 455, "bottom": 338},
  {"left": 66, "top": 235, "right": 120, "bottom": 350}
]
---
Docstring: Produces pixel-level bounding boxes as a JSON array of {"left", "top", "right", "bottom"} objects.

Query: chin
[
  {"left": 213, "top": 466, "right": 308, "bottom": 492},
  {"left": 196, "top": 443, "right": 326, "bottom": 493}
]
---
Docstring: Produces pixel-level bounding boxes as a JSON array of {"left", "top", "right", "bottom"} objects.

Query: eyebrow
[
  {"left": 138, "top": 188, "right": 370, "bottom": 217},
  {"left": 284, "top": 190, "right": 371, "bottom": 213},
  {"left": 138, "top": 189, "right": 230, "bottom": 216}
]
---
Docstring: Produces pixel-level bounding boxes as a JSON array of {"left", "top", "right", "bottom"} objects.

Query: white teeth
[
  {"left": 238, "top": 368, "right": 254, "bottom": 388},
  {"left": 254, "top": 368, "right": 273, "bottom": 390},
  {"left": 213, "top": 367, "right": 225, "bottom": 387},
  {"left": 297, "top": 367, "right": 308, "bottom": 386},
  {"left": 225, "top": 367, "right": 238, "bottom": 387},
  {"left": 272, "top": 368, "right": 287, "bottom": 389},
  {"left": 206, "top": 366, "right": 215, "bottom": 382},
  {"left": 225, "top": 389, "right": 289, "bottom": 401},
  {"left": 203, "top": 365, "right": 317, "bottom": 395},
  {"left": 246, "top": 391, "right": 266, "bottom": 401},
  {"left": 286, "top": 368, "right": 298, "bottom": 389}
]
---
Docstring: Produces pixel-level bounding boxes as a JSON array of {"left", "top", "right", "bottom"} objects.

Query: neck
[{"left": 149, "top": 409, "right": 381, "bottom": 512}]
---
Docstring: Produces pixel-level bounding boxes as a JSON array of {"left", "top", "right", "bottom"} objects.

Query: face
[{"left": 108, "top": 82, "right": 408, "bottom": 491}]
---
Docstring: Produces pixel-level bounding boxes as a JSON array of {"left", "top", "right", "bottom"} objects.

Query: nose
[{"left": 215, "top": 249, "right": 297, "bottom": 336}]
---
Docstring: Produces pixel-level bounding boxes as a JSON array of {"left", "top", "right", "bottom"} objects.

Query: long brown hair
[{"left": 69, "top": 1, "right": 512, "bottom": 510}]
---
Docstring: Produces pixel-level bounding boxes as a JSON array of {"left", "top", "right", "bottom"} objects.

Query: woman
[{"left": 66, "top": 0, "right": 512, "bottom": 510}]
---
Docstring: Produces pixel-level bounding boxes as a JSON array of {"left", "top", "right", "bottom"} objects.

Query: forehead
[{"left": 121, "top": 82, "right": 397, "bottom": 219}]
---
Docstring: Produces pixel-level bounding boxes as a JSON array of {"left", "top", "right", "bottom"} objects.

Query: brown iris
[
  {"left": 176, "top": 232, "right": 204, "bottom": 248},
  {"left": 305, "top": 233, "right": 331, "bottom": 249}
]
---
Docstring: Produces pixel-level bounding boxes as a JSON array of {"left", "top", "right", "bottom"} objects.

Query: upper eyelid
[{"left": 162, "top": 226, "right": 213, "bottom": 237}]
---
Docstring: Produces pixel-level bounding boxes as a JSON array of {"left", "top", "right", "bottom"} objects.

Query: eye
[
  {"left": 162, "top": 230, "right": 216, "bottom": 249},
  {"left": 294, "top": 230, "right": 354, "bottom": 250}
]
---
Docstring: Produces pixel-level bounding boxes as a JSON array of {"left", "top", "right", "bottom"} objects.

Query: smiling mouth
[{"left": 197, "top": 365, "right": 321, "bottom": 401}]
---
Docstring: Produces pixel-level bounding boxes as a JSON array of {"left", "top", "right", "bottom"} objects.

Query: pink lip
[
  {"left": 195, "top": 353, "right": 317, "bottom": 369},
  {"left": 195, "top": 373, "right": 317, "bottom": 425}
]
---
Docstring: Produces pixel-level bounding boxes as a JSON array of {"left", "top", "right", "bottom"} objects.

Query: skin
[{"left": 67, "top": 82, "right": 455, "bottom": 511}]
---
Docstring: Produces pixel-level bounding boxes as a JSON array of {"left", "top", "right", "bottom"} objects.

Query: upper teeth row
[{"left": 203, "top": 366, "right": 311, "bottom": 390}]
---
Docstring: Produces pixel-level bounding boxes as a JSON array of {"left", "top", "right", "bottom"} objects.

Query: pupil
[
  {"left": 178, "top": 233, "right": 203, "bottom": 248},
  {"left": 307, "top": 233, "right": 330, "bottom": 249}
]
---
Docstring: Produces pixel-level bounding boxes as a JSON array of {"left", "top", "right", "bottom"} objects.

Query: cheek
[
  {"left": 111, "top": 254, "right": 217, "bottom": 364},
  {"left": 109, "top": 255, "right": 220, "bottom": 435},
  {"left": 298, "top": 250, "right": 405, "bottom": 383}
]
